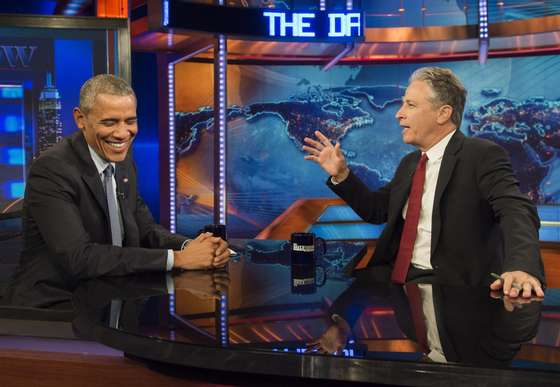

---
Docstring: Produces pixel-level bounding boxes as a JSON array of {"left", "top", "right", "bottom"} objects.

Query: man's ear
[
  {"left": 436, "top": 105, "right": 453, "bottom": 125},
  {"left": 73, "top": 107, "right": 85, "bottom": 131}
]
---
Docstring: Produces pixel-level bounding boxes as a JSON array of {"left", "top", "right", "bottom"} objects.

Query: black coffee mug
[
  {"left": 290, "top": 232, "right": 326, "bottom": 294},
  {"left": 201, "top": 224, "right": 227, "bottom": 240}
]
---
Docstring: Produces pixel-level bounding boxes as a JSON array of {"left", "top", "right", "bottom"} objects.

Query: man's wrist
[
  {"left": 180, "top": 239, "right": 191, "bottom": 250},
  {"left": 332, "top": 168, "right": 350, "bottom": 185}
]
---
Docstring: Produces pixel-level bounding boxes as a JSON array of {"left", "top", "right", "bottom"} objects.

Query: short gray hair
[
  {"left": 79, "top": 74, "right": 136, "bottom": 114},
  {"left": 410, "top": 67, "right": 467, "bottom": 128}
]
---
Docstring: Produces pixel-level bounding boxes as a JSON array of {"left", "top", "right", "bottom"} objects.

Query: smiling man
[
  {"left": 303, "top": 67, "right": 545, "bottom": 298},
  {"left": 6, "top": 74, "right": 229, "bottom": 307}
]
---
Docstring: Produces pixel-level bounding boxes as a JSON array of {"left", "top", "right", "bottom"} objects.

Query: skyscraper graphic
[{"left": 37, "top": 72, "right": 62, "bottom": 154}]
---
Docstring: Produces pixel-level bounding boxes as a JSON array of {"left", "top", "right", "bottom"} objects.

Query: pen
[{"left": 490, "top": 272, "right": 503, "bottom": 281}]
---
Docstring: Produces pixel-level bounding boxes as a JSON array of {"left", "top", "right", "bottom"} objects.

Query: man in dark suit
[
  {"left": 303, "top": 67, "right": 544, "bottom": 297},
  {"left": 308, "top": 265, "right": 542, "bottom": 365},
  {"left": 6, "top": 74, "right": 230, "bottom": 307}
]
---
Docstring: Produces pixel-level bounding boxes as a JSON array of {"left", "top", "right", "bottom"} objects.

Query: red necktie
[
  {"left": 391, "top": 153, "right": 428, "bottom": 284},
  {"left": 405, "top": 283, "right": 429, "bottom": 353}
]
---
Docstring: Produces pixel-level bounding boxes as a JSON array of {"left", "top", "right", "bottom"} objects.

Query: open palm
[{"left": 303, "top": 130, "right": 348, "bottom": 178}]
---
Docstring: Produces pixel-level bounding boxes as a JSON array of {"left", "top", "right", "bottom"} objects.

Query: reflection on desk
[{"left": 1, "top": 239, "right": 559, "bottom": 386}]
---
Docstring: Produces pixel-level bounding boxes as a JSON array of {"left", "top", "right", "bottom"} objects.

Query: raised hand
[{"left": 303, "top": 130, "right": 349, "bottom": 182}]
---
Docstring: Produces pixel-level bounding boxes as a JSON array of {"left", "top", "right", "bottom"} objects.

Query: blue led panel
[{"left": 309, "top": 223, "right": 384, "bottom": 240}]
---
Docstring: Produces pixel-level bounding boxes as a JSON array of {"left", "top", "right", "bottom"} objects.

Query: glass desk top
[{"left": 2, "top": 239, "right": 559, "bottom": 385}]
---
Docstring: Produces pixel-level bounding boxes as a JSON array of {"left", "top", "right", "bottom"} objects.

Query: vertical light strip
[
  {"left": 346, "top": 0, "right": 353, "bottom": 10},
  {"left": 166, "top": 46, "right": 213, "bottom": 236},
  {"left": 478, "top": 0, "right": 489, "bottom": 64},
  {"left": 319, "top": 0, "right": 326, "bottom": 11},
  {"left": 167, "top": 62, "right": 176, "bottom": 233},
  {"left": 216, "top": 34, "right": 227, "bottom": 225},
  {"left": 163, "top": 0, "right": 170, "bottom": 26},
  {"left": 219, "top": 294, "right": 229, "bottom": 346}
]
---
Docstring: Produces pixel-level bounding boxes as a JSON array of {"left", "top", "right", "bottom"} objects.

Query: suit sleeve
[
  {"left": 26, "top": 156, "right": 169, "bottom": 280},
  {"left": 327, "top": 171, "right": 392, "bottom": 224},
  {"left": 134, "top": 194, "right": 187, "bottom": 250},
  {"left": 327, "top": 155, "right": 415, "bottom": 224},
  {"left": 129, "top": 160, "right": 187, "bottom": 250},
  {"left": 476, "top": 143, "right": 545, "bottom": 284}
]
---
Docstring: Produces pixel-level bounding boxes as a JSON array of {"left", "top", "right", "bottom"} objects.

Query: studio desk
[{"left": 1, "top": 239, "right": 560, "bottom": 386}]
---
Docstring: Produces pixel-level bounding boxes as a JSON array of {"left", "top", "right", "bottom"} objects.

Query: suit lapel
[
  {"left": 70, "top": 132, "right": 109, "bottom": 219},
  {"left": 392, "top": 151, "right": 421, "bottom": 218},
  {"left": 430, "top": 131, "right": 464, "bottom": 255}
]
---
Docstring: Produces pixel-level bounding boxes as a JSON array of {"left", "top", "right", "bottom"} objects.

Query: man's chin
[
  {"left": 102, "top": 148, "right": 130, "bottom": 162},
  {"left": 401, "top": 135, "right": 412, "bottom": 145}
]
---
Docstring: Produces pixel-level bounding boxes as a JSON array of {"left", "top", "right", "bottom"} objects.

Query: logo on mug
[
  {"left": 293, "top": 277, "right": 315, "bottom": 286},
  {"left": 292, "top": 243, "right": 314, "bottom": 252}
]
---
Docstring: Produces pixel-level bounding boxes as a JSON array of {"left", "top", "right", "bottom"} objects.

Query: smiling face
[
  {"left": 395, "top": 79, "right": 454, "bottom": 152},
  {"left": 73, "top": 93, "right": 138, "bottom": 162}
]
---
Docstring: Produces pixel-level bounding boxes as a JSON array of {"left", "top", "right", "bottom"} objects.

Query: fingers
[
  {"left": 502, "top": 297, "right": 515, "bottom": 312},
  {"left": 214, "top": 239, "right": 229, "bottom": 256},
  {"left": 212, "top": 274, "right": 230, "bottom": 291},
  {"left": 314, "top": 131, "right": 333, "bottom": 147},
  {"left": 522, "top": 282, "right": 532, "bottom": 298},
  {"left": 195, "top": 232, "right": 213, "bottom": 241},
  {"left": 334, "top": 142, "right": 343, "bottom": 158},
  {"left": 502, "top": 274, "right": 514, "bottom": 296},
  {"left": 489, "top": 278, "right": 503, "bottom": 290},
  {"left": 213, "top": 249, "right": 230, "bottom": 268},
  {"left": 492, "top": 271, "right": 545, "bottom": 298},
  {"left": 528, "top": 277, "right": 545, "bottom": 298},
  {"left": 303, "top": 136, "right": 324, "bottom": 150},
  {"left": 302, "top": 145, "right": 321, "bottom": 156}
]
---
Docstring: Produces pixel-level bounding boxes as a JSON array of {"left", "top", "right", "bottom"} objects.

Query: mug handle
[
  {"left": 315, "top": 265, "right": 326, "bottom": 287},
  {"left": 315, "top": 237, "right": 327, "bottom": 257}
]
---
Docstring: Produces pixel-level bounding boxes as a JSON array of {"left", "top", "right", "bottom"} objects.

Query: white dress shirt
[
  {"left": 402, "top": 130, "right": 456, "bottom": 270},
  {"left": 418, "top": 284, "right": 447, "bottom": 362},
  {"left": 87, "top": 145, "right": 174, "bottom": 271}
]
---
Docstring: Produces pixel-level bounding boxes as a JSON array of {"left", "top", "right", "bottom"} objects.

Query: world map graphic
[{"left": 174, "top": 60, "right": 560, "bottom": 237}]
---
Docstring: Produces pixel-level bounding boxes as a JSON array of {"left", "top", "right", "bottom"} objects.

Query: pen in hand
[{"left": 490, "top": 272, "right": 502, "bottom": 282}]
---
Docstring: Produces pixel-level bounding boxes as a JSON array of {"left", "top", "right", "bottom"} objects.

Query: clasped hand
[
  {"left": 306, "top": 316, "right": 351, "bottom": 355},
  {"left": 173, "top": 270, "right": 230, "bottom": 300},
  {"left": 173, "top": 232, "right": 230, "bottom": 270}
]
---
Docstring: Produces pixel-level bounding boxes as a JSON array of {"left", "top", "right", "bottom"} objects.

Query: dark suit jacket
[
  {"left": 330, "top": 268, "right": 541, "bottom": 366},
  {"left": 329, "top": 131, "right": 544, "bottom": 286},
  {"left": 5, "top": 131, "right": 186, "bottom": 307}
]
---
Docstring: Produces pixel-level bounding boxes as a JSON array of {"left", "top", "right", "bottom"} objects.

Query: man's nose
[{"left": 112, "top": 123, "right": 129, "bottom": 138}]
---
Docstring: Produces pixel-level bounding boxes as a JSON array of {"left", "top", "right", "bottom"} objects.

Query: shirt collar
[
  {"left": 425, "top": 130, "right": 456, "bottom": 161},
  {"left": 87, "top": 145, "right": 115, "bottom": 176}
]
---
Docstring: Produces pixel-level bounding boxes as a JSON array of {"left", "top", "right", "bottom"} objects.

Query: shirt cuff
[
  {"left": 166, "top": 249, "right": 174, "bottom": 271},
  {"left": 166, "top": 273, "right": 175, "bottom": 294},
  {"left": 330, "top": 176, "right": 341, "bottom": 185}
]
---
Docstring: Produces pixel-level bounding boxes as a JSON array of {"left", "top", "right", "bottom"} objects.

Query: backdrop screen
[
  {"left": 174, "top": 57, "right": 560, "bottom": 240},
  {"left": 0, "top": 26, "right": 107, "bottom": 212}
]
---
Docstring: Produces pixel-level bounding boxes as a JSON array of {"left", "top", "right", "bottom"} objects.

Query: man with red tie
[{"left": 303, "top": 67, "right": 544, "bottom": 298}]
